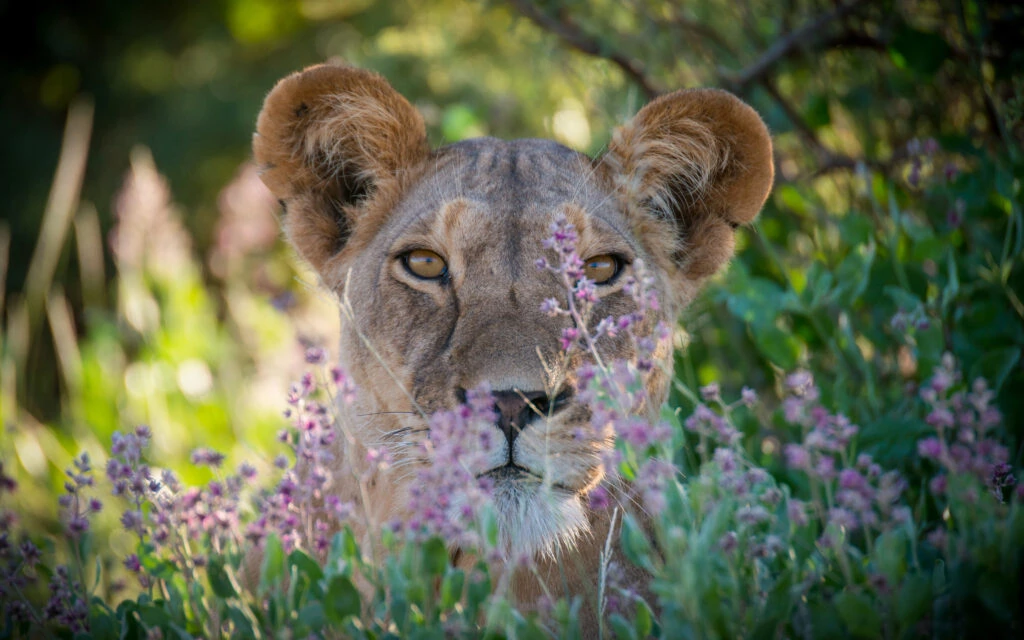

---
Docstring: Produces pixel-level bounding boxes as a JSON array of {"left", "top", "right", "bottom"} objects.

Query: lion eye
[
  {"left": 403, "top": 249, "right": 448, "bottom": 279},
  {"left": 583, "top": 254, "right": 619, "bottom": 284}
]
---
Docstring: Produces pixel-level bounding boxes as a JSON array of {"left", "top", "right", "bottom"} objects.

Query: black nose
[{"left": 491, "top": 388, "right": 573, "bottom": 447}]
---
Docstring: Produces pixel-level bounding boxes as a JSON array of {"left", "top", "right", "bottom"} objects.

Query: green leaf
[
  {"left": 288, "top": 548, "right": 325, "bottom": 595},
  {"left": 136, "top": 604, "right": 178, "bottom": 640},
  {"left": 385, "top": 554, "right": 408, "bottom": 595},
  {"left": 804, "top": 94, "right": 831, "bottom": 129},
  {"left": 188, "top": 580, "right": 208, "bottom": 618},
  {"left": 89, "top": 606, "right": 118, "bottom": 640},
  {"left": 259, "top": 534, "right": 285, "bottom": 593},
  {"left": 751, "top": 570, "right": 795, "bottom": 639},
  {"left": 441, "top": 104, "right": 485, "bottom": 141},
  {"left": 775, "top": 183, "right": 810, "bottom": 216},
  {"left": 724, "top": 277, "right": 794, "bottom": 328},
  {"left": 324, "top": 575, "right": 361, "bottom": 624},
  {"left": 803, "top": 263, "right": 835, "bottom": 308},
  {"left": 808, "top": 597, "right": 845, "bottom": 638},
  {"left": 835, "top": 589, "right": 882, "bottom": 638},
  {"left": 466, "top": 564, "right": 491, "bottom": 620},
  {"left": 861, "top": 417, "right": 932, "bottom": 470},
  {"left": 298, "top": 602, "right": 326, "bottom": 632},
  {"left": 838, "top": 214, "right": 876, "bottom": 247},
  {"left": 890, "top": 26, "right": 951, "bottom": 75},
  {"left": 92, "top": 554, "right": 104, "bottom": 593},
  {"left": 517, "top": 617, "right": 551, "bottom": 640},
  {"left": 620, "top": 513, "right": 655, "bottom": 572},
  {"left": 422, "top": 537, "right": 448, "bottom": 577},
  {"left": 872, "top": 529, "right": 908, "bottom": 584},
  {"left": 115, "top": 600, "right": 138, "bottom": 640},
  {"left": 440, "top": 568, "right": 465, "bottom": 610},
  {"left": 207, "top": 556, "right": 239, "bottom": 599},
  {"left": 941, "top": 252, "right": 960, "bottom": 311},
  {"left": 832, "top": 242, "right": 876, "bottom": 306},
  {"left": 883, "top": 285, "right": 923, "bottom": 312},
  {"left": 555, "top": 597, "right": 584, "bottom": 640},
  {"left": 165, "top": 578, "right": 187, "bottom": 622},
  {"left": 406, "top": 579, "right": 427, "bottom": 607},
  {"left": 226, "top": 605, "right": 256, "bottom": 640},
  {"left": 327, "top": 528, "right": 359, "bottom": 578},
  {"left": 139, "top": 551, "right": 175, "bottom": 581},
  {"left": 609, "top": 613, "right": 637, "bottom": 640},
  {"left": 977, "top": 571, "right": 1015, "bottom": 622},
  {"left": 634, "top": 599, "right": 653, "bottom": 639},
  {"left": 895, "top": 573, "right": 932, "bottom": 631},
  {"left": 750, "top": 324, "right": 802, "bottom": 370},
  {"left": 914, "top": 322, "right": 946, "bottom": 376}
]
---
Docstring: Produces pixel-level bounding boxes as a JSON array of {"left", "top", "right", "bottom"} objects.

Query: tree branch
[
  {"left": 508, "top": 0, "right": 908, "bottom": 180},
  {"left": 760, "top": 77, "right": 911, "bottom": 180},
  {"left": 812, "top": 145, "right": 911, "bottom": 179},
  {"left": 723, "top": 0, "right": 870, "bottom": 93},
  {"left": 761, "top": 79, "right": 824, "bottom": 156},
  {"left": 506, "top": 0, "right": 661, "bottom": 100}
]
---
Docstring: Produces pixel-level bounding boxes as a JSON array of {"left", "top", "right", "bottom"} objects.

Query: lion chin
[{"left": 484, "top": 467, "right": 590, "bottom": 560}]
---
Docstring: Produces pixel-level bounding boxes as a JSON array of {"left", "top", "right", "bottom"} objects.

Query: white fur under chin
[{"left": 490, "top": 481, "right": 590, "bottom": 560}]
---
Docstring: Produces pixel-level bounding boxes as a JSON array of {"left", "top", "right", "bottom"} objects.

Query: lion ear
[
  {"left": 253, "top": 63, "right": 429, "bottom": 278},
  {"left": 605, "top": 89, "right": 774, "bottom": 283}
]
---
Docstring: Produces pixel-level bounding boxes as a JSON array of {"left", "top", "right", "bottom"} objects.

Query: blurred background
[{"left": 2, "top": 0, "right": 1022, "bottom": 538}]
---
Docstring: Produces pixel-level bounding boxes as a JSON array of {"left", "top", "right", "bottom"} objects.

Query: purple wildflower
[
  {"left": 190, "top": 448, "right": 225, "bottom": 468},
  {"left": 588, "top": 485, "right": 611, "bottom": 510}
]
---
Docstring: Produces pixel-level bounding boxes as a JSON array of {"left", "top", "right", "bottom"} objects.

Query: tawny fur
[{"left": 251, "top": 62, "right": 774, "bottom": 632}]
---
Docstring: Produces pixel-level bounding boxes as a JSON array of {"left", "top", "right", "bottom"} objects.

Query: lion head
[{"left": 253, "top": 62, "right": 772, "bottom": 575}]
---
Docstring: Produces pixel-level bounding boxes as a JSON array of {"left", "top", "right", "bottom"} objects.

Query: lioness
[{"left": 253, "top": 63, "right": 772, "bottom": 623}]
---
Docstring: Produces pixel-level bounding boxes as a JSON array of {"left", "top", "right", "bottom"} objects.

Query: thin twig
[
  {"left": 760, "top": 79, "right": 827, "bottom": 158},
  {"left": 650, "top": 0, "right": 740, "bottom": 62},
  {"left": 760, "top": 75, "right": 912, "bottom": 180},
  {"left": 812, "top": 145, "right": 911, "bottom": 179},
  {"left": 506, "top": 0, "right": 661, "bottom": 100}
]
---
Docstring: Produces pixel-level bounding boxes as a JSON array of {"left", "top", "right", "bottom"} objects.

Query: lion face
[
  {"left": 253, "top": 64, "right": 773, "bottom": 558},
  {"left": 339, "top": 138, "right": 664, "bottom": 554}
]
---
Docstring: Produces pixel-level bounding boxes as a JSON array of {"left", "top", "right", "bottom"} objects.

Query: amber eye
[
  {"left": 583, "top": 254, "right": 620, "bottom": 284},
  {"left": 403, "top": 249, "right": 448, "bottom": 280}
]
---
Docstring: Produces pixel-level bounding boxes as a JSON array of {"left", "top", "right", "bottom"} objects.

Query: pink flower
[
  {"left": 539, "top": 297, "right": 561, "bottom": 316},
  {"left": 559, "top": 327, "right": 579, "bottom": 351},
  {"left": 783, "top": 444, "right": 810, "bottom": 470},
  {"left": 719, "top": 531, "right": 738, "bottom": 553},
  {"left": 926, "top": 408, "right": 955, "bottom": 429},
  {"left": 839, "top": 469, "right": 866, "bottom": 491},
  {"left": 917, "top": 437, "right": 942, "bottom": 459},
  {"left": 787, "top": 499, "right": 809, "bottom": 527},
  {"left": 588, "top": 485, "right": 610, "bottom": 510},
  {"left": 740, "top": 387, "right": 757, "bottom": 408},
  {"left": 700, "top": 383, "right": 721, "bottom": 403}
]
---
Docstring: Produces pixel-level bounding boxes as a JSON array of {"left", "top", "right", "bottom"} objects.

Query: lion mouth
[
  {"left": 483, "top": 463, "right": 540, "bottom": 481},
  {"left": 481, "top": 463, "right": 576, "bottom": 493}
]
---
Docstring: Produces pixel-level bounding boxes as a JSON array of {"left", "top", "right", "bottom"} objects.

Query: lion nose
[{"left": 491, "top": 389, "right": 573, "bottom": 447}]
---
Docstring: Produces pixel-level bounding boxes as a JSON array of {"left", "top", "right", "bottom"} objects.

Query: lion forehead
[{"left": 396, "top": 138, "right": 605, "bottom": 225}]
